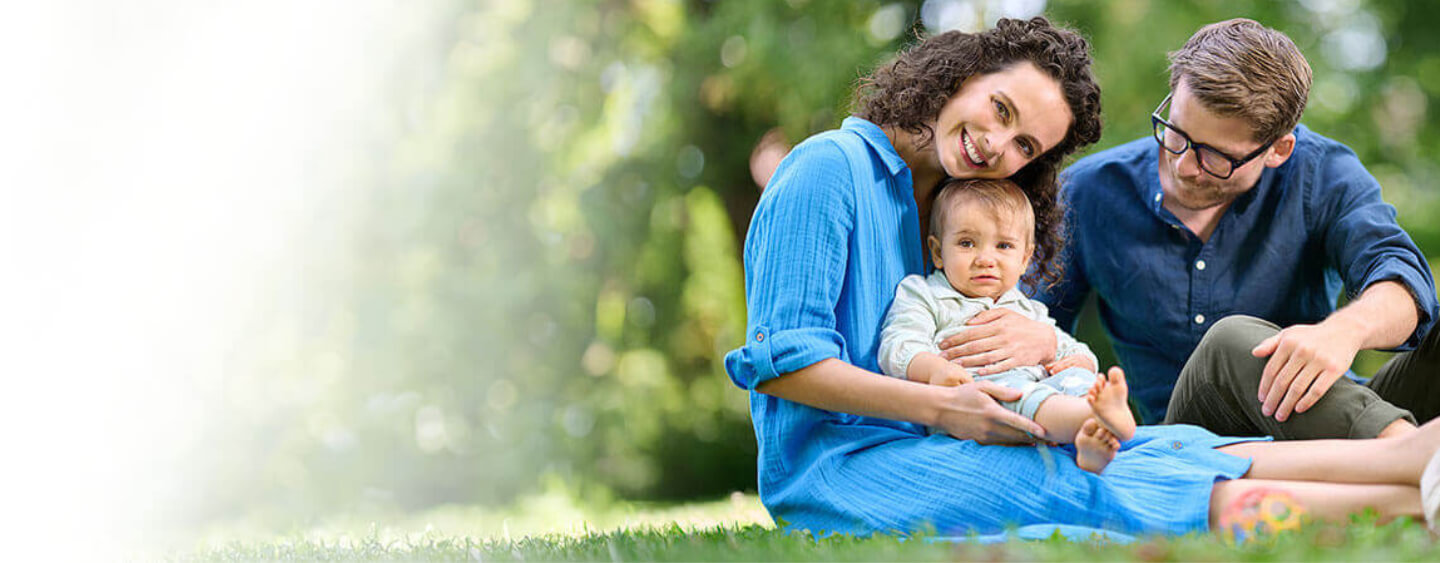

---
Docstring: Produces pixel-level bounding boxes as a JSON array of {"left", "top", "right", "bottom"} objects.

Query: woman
[{"left": 724, "top": 17, "right": 1440, "bottom": 537}]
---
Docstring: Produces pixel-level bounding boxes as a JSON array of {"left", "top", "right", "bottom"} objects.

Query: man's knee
[
  {"left": 1180, "top": 315, "right": 1275, "bottom": 387},
  {"left": 1198, "top": 315, "right": 1276, "bottom": 356}
]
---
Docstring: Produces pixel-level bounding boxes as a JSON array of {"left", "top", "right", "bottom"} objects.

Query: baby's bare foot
[
  {"left": 1075, "top": 418, "right": 1119, "bottom": 474},
  {"left": 1086, "top": 367, "right": 1137, "bottom": 442}
]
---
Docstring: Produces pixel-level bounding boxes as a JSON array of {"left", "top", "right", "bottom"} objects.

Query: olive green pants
[{"left": 1165, "top": 315, "right": 1440, "bottom": 439}]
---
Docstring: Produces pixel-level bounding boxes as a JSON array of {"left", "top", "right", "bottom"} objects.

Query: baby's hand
[
  {"left": 929, "top": 365, "right": 974, "bottom": 387},
  {"left": 1045, "top": 355, "right": 1096, "bottom": 375}
]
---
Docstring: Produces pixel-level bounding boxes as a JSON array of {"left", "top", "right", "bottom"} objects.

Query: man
[{"left": 951, "top": 18, "right": 1440, "bottom": 440}]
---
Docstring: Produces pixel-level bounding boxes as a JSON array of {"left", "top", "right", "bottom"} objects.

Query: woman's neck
[
  {"left": 883, "top": 125, "right": 943, "bottom": 198},
  {"left": 883, "top": 125, "right": 944, "bottom": 255}
]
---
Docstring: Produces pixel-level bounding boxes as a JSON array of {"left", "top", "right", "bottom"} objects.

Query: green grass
[{"left": 179, "top": 492, "right": 1440, "bottom": 561}]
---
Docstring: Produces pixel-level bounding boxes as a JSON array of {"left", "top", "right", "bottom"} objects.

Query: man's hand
[
  {"left": 931, "top": 381, "right": 1046, "bottom": 444},
  {"left": 1045, "top": 354, "right": 1097, "bottom": 375},
  {"left": 939, "top": 309, "right": 1057, "bottom": 376},
  {"left": 1252, "top": 323, "right": 1362, "bottom": 422}
]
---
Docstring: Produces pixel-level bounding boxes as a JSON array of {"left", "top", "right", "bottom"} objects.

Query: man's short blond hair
[{"left": 1168, "top": 18, "right": 1312, "bottom": 144}]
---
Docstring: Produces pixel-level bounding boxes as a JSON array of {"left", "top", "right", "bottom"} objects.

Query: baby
[{"left": 878, "top": 177, "right": 1135, "bottom": 473}]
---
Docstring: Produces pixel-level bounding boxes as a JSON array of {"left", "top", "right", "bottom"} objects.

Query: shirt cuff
[
  {"left": 1052, "top": 327, "right": 1094, "bottom": 364},
  {"left": 724, "top": 324, "right": 845, "bottom": 390},
  {"left": 880, "top": 343, "right": 935, "bottom": 381}
]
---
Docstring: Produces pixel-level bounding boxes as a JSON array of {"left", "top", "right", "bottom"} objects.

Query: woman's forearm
[
  {"left": 755, "top": 358, "right": 944, "bottom": 426},
  {"left": 756, "top": 358, "right": 1045, "bottom": 444}
]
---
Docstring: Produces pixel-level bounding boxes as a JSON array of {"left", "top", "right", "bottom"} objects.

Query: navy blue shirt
[{"left": 1034, "top": 126, "right": 1438, "bottom": 421}]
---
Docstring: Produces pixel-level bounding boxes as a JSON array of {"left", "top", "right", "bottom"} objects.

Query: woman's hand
[
  {"left": 931, "top": 381, "right": 1046, "bottom": 444},
  {"left": 939, "top": 309, "right": 1057, "bottom": 376}
]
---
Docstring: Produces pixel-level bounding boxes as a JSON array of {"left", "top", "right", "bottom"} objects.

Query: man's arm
[
  {"left": 1326, "top": 281, "right": 1420, "bottom": 349},
  {"left": 1256, "top": 281, "right": 1419, "bottom": 422},
  {"left": 1256, "top": 147, "right": 1440, "bottom": 422}
]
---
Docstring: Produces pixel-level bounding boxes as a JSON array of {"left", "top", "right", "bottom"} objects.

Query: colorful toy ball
[{"left": 1217, "top": 487, "right": 1307, "bottom": 544}]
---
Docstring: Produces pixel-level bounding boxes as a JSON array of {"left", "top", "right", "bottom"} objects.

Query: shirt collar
[
  {"left": 924, "top": 271, "right": 1029, "bottom": 307},
  {"left": 842, "top": 117, "right": 908, "bottom": 177}
]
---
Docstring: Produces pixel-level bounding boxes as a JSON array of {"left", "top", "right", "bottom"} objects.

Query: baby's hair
[
  {"left": 930, "top": 177, "right": 1060, "bottom": 286},
  {"left": 929, "top": 178, "right": 1033, "bottom": 241}
]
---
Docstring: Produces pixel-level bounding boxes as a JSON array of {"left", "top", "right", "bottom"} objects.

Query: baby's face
[{"left": 929, "top": 202, "right": 1033, "bottom": 300}]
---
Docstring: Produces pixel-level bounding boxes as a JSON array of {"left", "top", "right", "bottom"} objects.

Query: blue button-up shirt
[{"left": 1034, "top": 126, "right": 1438, "bottom": 422}]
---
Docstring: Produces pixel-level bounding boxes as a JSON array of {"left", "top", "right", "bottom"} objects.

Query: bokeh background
[{"left": 7, "top": 0, "right": 1440, "bottom": 555}]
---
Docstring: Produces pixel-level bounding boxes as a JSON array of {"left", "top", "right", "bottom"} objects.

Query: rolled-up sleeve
[
  {"left": 877, "top": 275, "right": 940, "bottom": 379},
  {"left": 724, "top": 140, "right": 855, "bottom": 390},
  {"left": 1316, "top": 151, "right": 1439, "bottom": 350}
]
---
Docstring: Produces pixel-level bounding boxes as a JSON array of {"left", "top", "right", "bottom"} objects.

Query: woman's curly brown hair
[{"left": 852, "top": 16, "right": 1102, "bottom": 288}]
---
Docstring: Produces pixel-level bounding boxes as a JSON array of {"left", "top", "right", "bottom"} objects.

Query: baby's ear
[{"left": 927, "top": 235, "right": 943, "bottom": 267}]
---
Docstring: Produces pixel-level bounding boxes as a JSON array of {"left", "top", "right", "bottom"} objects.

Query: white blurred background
[{"left": 0, "top": 1, "right": 443, "bottom": 556}]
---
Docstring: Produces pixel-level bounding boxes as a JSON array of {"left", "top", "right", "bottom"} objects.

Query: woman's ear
[{"left": 928, "top": 235, "right": 943, "bottom": 268}]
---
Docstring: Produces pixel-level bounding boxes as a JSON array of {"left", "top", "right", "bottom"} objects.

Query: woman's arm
[{"left": 757, "top": 358, "right": 1046, "bottom": 444}]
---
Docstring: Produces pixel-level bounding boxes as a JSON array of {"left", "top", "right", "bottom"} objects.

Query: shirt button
[
  {"left": 1172, "top": 441, "right": 1184, "bottom": 450},
  {"left": 755, "top": 332, "right": 765, "bottom": 342},
  {"left": 1154, "top": 193, "right": 1162, "bottom": 203},
  {"left": 1195, "top": 260, "right": 1206, "bottom": 271},
  {"left": 1194, "top": 314, "right": 1206, "bottom": 324}
]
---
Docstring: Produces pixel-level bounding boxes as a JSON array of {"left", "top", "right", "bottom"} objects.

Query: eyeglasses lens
[
  {"left": 1196, "top": 148, "right": 1233, "bottom": 177},
  {"left": 1153, "top": 121, "right": 1235, "bottom": 178}
]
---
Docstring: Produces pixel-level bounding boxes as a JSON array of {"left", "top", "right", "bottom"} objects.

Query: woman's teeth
[{"left": 963, "top": 131, "right": 986, "bottom": 167}]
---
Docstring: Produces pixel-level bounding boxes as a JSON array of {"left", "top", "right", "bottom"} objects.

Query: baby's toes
[{"left": 1107, "top": 366, "right": 1128, "bottom": 387}]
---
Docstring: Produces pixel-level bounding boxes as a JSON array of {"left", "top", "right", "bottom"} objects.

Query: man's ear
[
  {"left": 928, "top": 235, "right": 943, "bottom": 268},
  {"left": 1264, "top": 132, "right": 1296, "bottom": 168}
]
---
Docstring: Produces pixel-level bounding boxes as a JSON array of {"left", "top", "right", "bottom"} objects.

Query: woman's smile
[{"left": 960, "top": 129, "right": 990, "bottom": 169}]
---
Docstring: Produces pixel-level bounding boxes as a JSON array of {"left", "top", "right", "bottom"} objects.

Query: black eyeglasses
[{"left": 1150, "top": 93, "right": 1275, "bottom": 180}]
